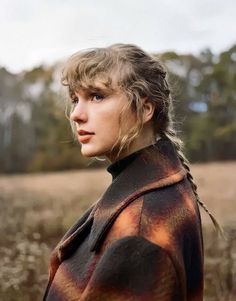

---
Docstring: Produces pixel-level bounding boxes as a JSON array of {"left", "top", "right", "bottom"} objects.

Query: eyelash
[
  {"left": 90, "top": 93, "right": 105, "bottom": 102},
  {"left": 71, "top": 93, "right": 105, "bottom": 104},
  {"left": 71, "top": 96, "right": 79, "bottom": 104}
]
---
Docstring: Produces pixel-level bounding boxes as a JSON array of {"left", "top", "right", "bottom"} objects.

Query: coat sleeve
[{"left": 79, "top": 236, "right": 180, "bottom": 301}]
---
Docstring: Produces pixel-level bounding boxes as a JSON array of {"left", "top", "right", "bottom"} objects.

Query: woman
[{"left": 43, "top": 43, "right": 221, "bottom": 301}]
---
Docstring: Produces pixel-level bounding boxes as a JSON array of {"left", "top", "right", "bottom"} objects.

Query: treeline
[{"left": 0, "top": 44, "right": 235, "bottom": 173}]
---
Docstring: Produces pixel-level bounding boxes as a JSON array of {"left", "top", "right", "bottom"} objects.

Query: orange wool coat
[{"left": 43, "top": 138, "right": 204, "bottom": 301}]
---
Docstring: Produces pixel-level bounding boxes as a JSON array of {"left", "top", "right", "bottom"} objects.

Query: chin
[{"left": 80, "top": 144, "right": 107, "bottom": 158}]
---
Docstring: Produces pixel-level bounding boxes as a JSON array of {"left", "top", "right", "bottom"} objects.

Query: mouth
[
  {"left": 78, "top": 129, "right": 95, "bottom": 135},
  {"left": 77, "top": 130, "right": 95, "bottom": 143}
]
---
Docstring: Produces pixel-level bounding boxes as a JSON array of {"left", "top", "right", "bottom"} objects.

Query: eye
[
  {"left": 91, "top": 93, "right": 104, "bottom": 102},
  {"left": 71, "top": 96, "right": 79, "bottom": 104}
]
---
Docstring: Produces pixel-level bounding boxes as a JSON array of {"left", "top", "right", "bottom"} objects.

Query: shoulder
[
  {"left": 107, "top": 177, "right": 202, "bottom": 252},
  {"left": 113, "top": 176, "right": 200, "bottom": 234},
  {"left": 139, "top": 177, "right": 203, "bottom": 252},
  {"left": 141, "top": 176, "right": 201, "bottom": 232}
]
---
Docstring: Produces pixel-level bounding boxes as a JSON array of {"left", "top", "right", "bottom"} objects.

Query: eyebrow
[
  {"left": 69, "top": 79, "right": 119, "bottom": 100},
  {"left": 82, "top": 85, "right": 116, "bottom": 96}
]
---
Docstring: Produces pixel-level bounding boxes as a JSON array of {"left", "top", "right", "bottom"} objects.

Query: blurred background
[{"left": 0, "top": 0, "right": 235, "bottom": 300}]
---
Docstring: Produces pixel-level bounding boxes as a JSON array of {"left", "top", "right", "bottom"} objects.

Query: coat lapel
[{"left": 44, "top": 203, "right": 97, "bottom": 299}]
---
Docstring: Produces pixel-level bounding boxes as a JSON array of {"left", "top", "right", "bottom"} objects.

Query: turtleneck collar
[{"left": 107, "top": 137, "right": 162, "bottom": 181}]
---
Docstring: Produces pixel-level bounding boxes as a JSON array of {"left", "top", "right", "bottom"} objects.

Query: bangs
[{"left": 61, "top": 48, "right": 120, "bottom": 95}]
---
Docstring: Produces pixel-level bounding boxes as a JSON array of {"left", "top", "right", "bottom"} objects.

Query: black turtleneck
[
  {"left": 106, "top": 141, "right": 160, "bottom": 181},
  {"left": 106, "top": 151, "right": 139, "bottom": 181}
]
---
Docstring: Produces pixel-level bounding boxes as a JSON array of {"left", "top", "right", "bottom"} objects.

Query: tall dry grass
[{"left": 0, "top": 163, "right": 235, "bottom": 300}]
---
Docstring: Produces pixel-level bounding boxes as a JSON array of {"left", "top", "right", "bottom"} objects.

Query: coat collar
[
  {"left": 89, "top": 137, "right": 186, "bottom": 252},
  {"left": 57, "top": 137, "right": 187, "bottom": 258}
]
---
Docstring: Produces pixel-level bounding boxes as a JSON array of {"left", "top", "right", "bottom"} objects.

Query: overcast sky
[{"left": 1, "top": 0, "right": 235, "bottom": 73}]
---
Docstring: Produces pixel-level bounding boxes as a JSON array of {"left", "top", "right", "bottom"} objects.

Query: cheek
[
  {"left": 92, "top": 108, "right": 121, "bottom": 135},
  {"left": 100, "top": 118, "right": 121, "bottom": 144}
]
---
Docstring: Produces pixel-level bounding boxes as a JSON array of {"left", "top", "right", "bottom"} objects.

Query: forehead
[{"left": 72, "top": 77, "right": 120, "bottom": 96}]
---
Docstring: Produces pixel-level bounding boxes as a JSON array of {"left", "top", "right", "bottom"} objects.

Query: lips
[
  {"left": 77, "top": 129, "right": 94, "bottom": 143},
  {"left": 78, "top": 130, "right": 94, "bottom": 135}
]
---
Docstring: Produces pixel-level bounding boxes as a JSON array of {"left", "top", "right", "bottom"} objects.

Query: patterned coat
[{"left": 43, "top": 138, "right": 204, "bottom": 301}]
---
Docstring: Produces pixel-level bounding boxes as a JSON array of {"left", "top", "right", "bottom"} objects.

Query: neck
[{"left": 107, "top": 126, "right": 159, "bottom": 164}]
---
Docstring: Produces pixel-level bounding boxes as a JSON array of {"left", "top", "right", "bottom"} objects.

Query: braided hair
[
  {"left": 108, "top": 43, "right": 224, "bottom": 236},
  {"left": 61, "top": 43, "right": 224, "bottom": 236},
  {"left": 162, "top": 128, "right": 224, "bottom": 237}
]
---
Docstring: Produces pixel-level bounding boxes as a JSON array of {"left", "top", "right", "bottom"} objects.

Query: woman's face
[{"left": 70, "top": 81, "right": 137, "bottom": 162}]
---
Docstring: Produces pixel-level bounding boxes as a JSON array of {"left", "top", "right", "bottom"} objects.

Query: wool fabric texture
[{"left": 43, "top": 137, "right": 204, "bottom": 301}]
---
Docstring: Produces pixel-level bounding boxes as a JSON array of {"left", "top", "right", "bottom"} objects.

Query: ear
[{"left": 142, "top": 99, "right": 155, "bottom": 124}]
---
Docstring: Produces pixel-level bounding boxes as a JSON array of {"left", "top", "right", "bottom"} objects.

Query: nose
[{"left": 70, "top": 102, "right": 88, "bottom": 124}]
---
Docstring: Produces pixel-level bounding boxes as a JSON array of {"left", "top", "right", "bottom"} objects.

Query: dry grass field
[{"left": 0, "top": 162, "right": 235, "bottom": 300}]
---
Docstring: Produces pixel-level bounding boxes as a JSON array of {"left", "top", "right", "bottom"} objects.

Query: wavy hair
[{"left": 61, "top": 43, "right": 223, "bottom": 236}]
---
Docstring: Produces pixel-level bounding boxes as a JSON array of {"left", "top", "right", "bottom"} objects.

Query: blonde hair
[{"left": 61, "top": 43, "right": 223, "bottom": 236}]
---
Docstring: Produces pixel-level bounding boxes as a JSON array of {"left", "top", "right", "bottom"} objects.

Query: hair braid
[
  {"left": 62, "top": 43, "right": 224, "bottom": 238},
  {"left": 162, "top": 128, "right": 225, "bottom": 238}
]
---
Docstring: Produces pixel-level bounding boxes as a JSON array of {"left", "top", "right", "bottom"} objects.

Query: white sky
[{"left": 0, "top": 0, "right": 235, "bottom": 73}]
